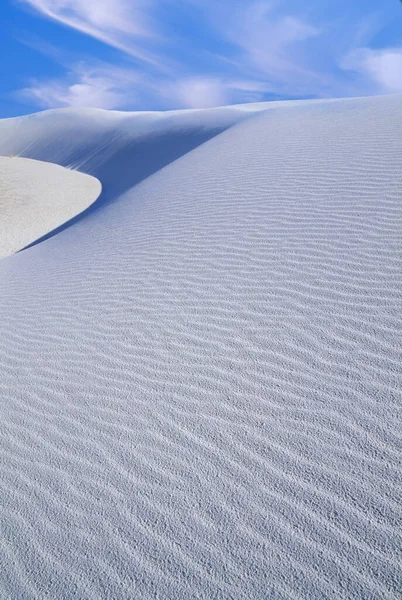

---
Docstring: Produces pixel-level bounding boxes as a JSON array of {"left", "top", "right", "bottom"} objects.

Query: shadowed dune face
[
  {"left": 0, "top": 96, "right": 401, "bottom": 599},
  {"left": 22, "top": 127, "right": 226, "bottom": 249}
]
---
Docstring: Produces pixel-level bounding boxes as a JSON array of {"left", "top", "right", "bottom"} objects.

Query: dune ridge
[{"left": 0, "top": 95, "right": 401, "bottom": 599}]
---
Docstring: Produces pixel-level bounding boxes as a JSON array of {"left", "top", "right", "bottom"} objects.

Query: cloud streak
[
  {"left": 20, "top": 63, "right": 141, "bottom": 109},
  {"left": 19, "top": 60, "right": 272, "bottom": 112},
  {"left": 17, "top": 0, "right": 159, "bottom": 64}
]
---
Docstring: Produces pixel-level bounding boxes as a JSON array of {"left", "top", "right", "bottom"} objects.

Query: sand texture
[{"left": 0, "top": 95, "right": 401, "bottom": 599}]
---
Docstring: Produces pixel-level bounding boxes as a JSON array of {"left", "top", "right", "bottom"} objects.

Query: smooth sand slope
[
  {"left": 0, "top": 96, "right": 401, "bottom": 599},
  {"left": 0, "top": 156, "right": 101, "bottom": 258}
]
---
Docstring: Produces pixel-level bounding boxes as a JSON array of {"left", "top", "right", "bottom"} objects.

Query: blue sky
[{"left": 1, "top": 0, "right": 402, "bottom": 117}]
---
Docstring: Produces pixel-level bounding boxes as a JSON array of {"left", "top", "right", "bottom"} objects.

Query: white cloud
[
  {"left": 174, "top": 78, "right": 227, "bottom": 109},
  {"left": 19, "top": 65, "right": 269, "bottom": 112},
  {"left": 20, "top": 64, "right": 140, "bottom": 109},
  {"left": 342, "top": 48, "right": 402, "bottom": 93},
  {"left": 164, "top": 76, "right": 270, "bottom": 109}
]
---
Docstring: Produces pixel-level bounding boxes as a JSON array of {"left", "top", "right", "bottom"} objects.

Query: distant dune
[{"left": 0, "top": 96, "right": 401, "bottom": 599}]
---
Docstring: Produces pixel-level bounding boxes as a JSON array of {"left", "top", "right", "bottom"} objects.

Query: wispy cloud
[
  {"left": 342, "top": 48, "right": 402, "bottom": 94},
  {"left": 19, "top": 61, "right": 269, "bottom": 111},
  {"left": 19, "top": 63, "right": 141, "bottom": 109},
  {"left": 17, "top": 0, "right": 159, "bottom": 64},
  {"left": 224, "top": 2, "right": 319, "bottom": 75}
]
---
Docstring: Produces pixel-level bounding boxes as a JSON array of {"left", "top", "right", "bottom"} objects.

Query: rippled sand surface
[{"left": 0, "top": 96, "right": 401, "bottom": 599}]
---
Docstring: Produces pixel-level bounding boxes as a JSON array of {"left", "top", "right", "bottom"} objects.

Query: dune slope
[
  {"left": 0, "top": 104, "right": 268, "bottom": 248},
  {"left": 0, "top": 96, "right": 401, "bottom": 599},
  {"left": 0, "top": 157, "right": 101, "bottom": 258}
]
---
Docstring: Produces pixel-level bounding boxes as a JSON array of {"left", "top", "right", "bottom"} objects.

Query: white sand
[
  {"left": 0, "top": 157, "right": 101, "bottom": 258},
  {"left": 0, "top": 95, "right": 401, "bottom": 599}
]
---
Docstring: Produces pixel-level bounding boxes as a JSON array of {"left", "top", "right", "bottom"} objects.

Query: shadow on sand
[{"left": 22, "top": 126, "right": 225, "bottom": 251}]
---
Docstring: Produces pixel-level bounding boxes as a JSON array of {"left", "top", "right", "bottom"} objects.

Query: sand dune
[
  {"left": 0, "top": 104, "right": 268, "bottom": 248},
  {"left": 0, "top": 95, "right": 401, "bottom": 599},
  {"left": 0, "top": 157, "right": 101, "bottom": 258}
]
